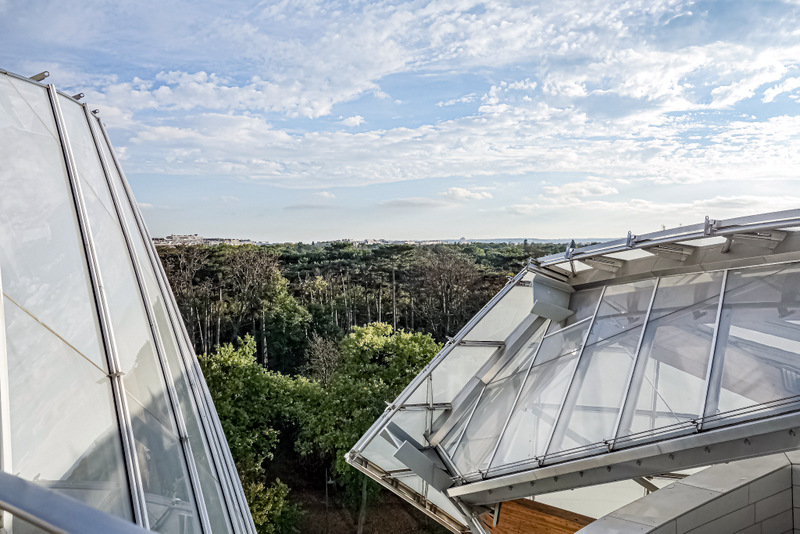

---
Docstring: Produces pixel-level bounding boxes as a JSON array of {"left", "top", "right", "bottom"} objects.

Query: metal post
[
  {"left": 46, "top": 86, "right": 149, "bottom": 527},
  {"left": 697, "top": 269, "right": 730, "bottom": 431},
  {"left": 83, "top": 107, "right": 212, "bottom": 534},
  {"left": 94, "top": 120, "right": 254, "bottom": 533},
  {"left": 0, "top": 265, "right": 12, "bottom": 532},
  {"left": 540, "top": 286, "right": 607, "bottom": 464},
  {"left": 609, "top": 279, "right": 660, "bottom": 449}
]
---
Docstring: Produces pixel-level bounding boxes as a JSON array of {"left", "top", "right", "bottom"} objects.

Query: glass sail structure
[
  {"left": 0, "top": 69, "right": 255, "bottom": 533},
  {"left": 348, "top": 210, "right": 800, "bottom": 533}
]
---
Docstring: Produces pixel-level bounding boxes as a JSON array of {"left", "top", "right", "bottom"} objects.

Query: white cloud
[
  {"left": 316, "top": 191, "right": 335, "bottom": 198},
  {"left": 763, "top": 77, "right": 800, "bottom": 102},
  {"left": 381, "top": 197, "right": 448, "bottom": 208},
  {"left": 543, "top": 180, "right": 619, "bottom": 199},
  {"left": 340, "top": 115, "right": 364, "bottom": 127},
  {"left": 441, "top": 187, "right": 493, "bottom": 200}
]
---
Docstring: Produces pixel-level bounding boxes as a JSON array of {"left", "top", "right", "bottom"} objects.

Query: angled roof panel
[{"left": 349, "top": 210, "right": 800, "bottom": 533}]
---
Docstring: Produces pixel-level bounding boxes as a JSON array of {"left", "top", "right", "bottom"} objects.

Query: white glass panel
[
  {"left": 548, "top": 280, "right": 656, "bottom": 454},
  {"left": 464, "top": 285, "right": 532, "bottom": 342},
  {"left": 706, "top": 264, "right": 800, "bottom": 423},
  {"left": 425, "top": 486, "right": 464, "bottom": 522},
  {"left": 537, "top": 319, "right": 591, "bottom": 366},
  {"left": 549, "top": 328, "right": 642, "bottom": 454},
  {"left": 618, "top": 272, "right": 723, "bottom": 440},
  {"left": 0, "top": 78, "right": 105, "bottom": 368},
  {"left": 95, "top": 119, "right": 233, "bottom": 533},
  {"left": 360, "top": 436, "right": 407, "bottom": 473},
  {"left": 73, "top": 131, "right": 201, "bottom": 531},
  {"left": 489, "top": 351, "right": 581, "bottom": 471},
  {"left": 430, "top": 346, "right": 497, "bottom": 403},
  {"left": 4, "top": 298, "right": 131, "bottom": 518},
  {"left": 441, "top": 390, "right": 481, "bottom": 457},
  {"left": 451, "top": 371, "right": 525, "bottom": 476}
]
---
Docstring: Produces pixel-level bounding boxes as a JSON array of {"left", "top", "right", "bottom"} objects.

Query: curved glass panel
[
  {"left": 0, "top": 81, "right": 131, "bottom": 518},
  {"left": 94, "top": 117, "right": 234, "bottom": 534},
  {"left": 59, "top": 95, "right": 201, "bottom": 533}
]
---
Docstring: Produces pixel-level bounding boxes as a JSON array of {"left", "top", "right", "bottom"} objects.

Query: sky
[{"left": 2, "top": 0, "right": 800, "bottom": 242}]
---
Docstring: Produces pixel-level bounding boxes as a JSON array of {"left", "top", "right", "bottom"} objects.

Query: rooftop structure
[
  {"left": 347, "top": 209, "right": 800, "bottom": 533},
  {"left": 0, "top": 68, "right": 254, "bottom": 532}
]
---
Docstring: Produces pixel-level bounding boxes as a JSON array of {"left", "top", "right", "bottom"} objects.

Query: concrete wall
[{"left": 578, "top": 451, "right": 800, "bottom": 534}]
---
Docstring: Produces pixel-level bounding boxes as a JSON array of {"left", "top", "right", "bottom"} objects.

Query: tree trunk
[
  {"left": 356, "top": 476, "right": 367, "bottom": 534},
  {"left": 392, "top": 267, "right": 397, "bottom": 331}
]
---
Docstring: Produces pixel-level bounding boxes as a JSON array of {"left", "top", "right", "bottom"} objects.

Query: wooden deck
[{"left": 480, "top": 499, "right": 594, "bottom": 534}]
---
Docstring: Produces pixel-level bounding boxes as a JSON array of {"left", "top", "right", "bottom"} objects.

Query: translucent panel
[
  {"left": 72, "top": 132, "right": 201, "bottom": 530},
  {"left": 548, "top": 327, "right": 643, "bottom": 455},
  {"left": 95, "top": 118, "right": 233, "bottom": 533},
  {"left": 4, "top": 298, "right": 131, "bottom": 518},
  {"left": 2, "top": 510, "right": 53, "bottom": 534},
  {"left": 0, "top": 77, "right": 105, "bottom": 368},
  {"left": 536, "top": 318, "right": 592, "bottom": 366},
  {"left": 429, "top": 346, "right": 497, "bottom": 403},
  {"left": 545, "top": 281, "right": 657, "bottom": 455},
  {"left": 489, "top": 320, "right": 547, "bottom": 383},
  {"left": 451, "top": 371, "right": 526, "bottom": 476},
  {"left": 604, "top": 249, "right": 654, "bottom": 261},
  {"left": 360, "top": 436, "right": 407, "bottom": 473},
  {"left": 464, "top": 285, "right": 533, "bottom": 341},
  {"left": 425, "top": 486, "right": 464, "bottom": 521},
  {"left": 706, "top": 264, "right": 800, "bottom": 424},
  {"left": 618, "top": 272, "right": 723, "bottom": 441},
  {"left": 585, "top": 280, "right": 655, "bottom": 345},
  {"left": 441, "top": 389, "right": 482, "bottom": 457},
  {"left": 489, "top": 351, "right": 581, "bottom": 471}
]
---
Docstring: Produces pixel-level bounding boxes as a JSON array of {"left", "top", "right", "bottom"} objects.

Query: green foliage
[
  {"left": 199, "top": 336, "right": 304, "bottom": 533},
  {"left": 294, "top": 323, "right": 441, "bottom": 502}
]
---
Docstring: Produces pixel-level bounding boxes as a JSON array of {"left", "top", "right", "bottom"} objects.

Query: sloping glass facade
[
  {"left": 0, "top": 69, "right": 254, "bottom": 533},
  {"left": 348, "top": 210, "right": 800, "bottom": 533}
]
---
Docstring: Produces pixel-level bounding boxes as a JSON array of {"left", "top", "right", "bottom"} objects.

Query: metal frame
[
  {"left": 0, "top": 260, "right": 12, "bottom": 532},
  {"left": 697, "top": 269, "right": 729, "bottom": 432},
  {"left": 536, "top": 209, "right": 800, "bottom": 267},
  {"left": 95, "top": 118, "right": 256, "bottom": 533},
  {"left": 0, "top": 470, "right": 150, "bottom": 534},
  {"left": 47, "top": 84, "right": 149, "bottom": 526},
  {"left": 0, "top": 70, "right": 257, "bottom": 532},
  {"left": 539, "top": 286, "right": 607, "bottom": 464},
  {"left": 84, "top": 105, "right": 212, "bottom": 534},
  {"left": 609, "top": 278, "right": 660, "bottom": 450}
]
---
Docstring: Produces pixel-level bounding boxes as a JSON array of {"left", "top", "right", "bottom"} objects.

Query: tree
[
  {"left": 293, "top": 324, "right": 441, "bottom": 529},
  {"left": 199, "top": 336, "right": 304, "bottom": 534}
]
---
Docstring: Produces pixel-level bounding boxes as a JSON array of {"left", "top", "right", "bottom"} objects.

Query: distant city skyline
[{"left": 3, "top": 1, "right": 800, "bottom": 241}]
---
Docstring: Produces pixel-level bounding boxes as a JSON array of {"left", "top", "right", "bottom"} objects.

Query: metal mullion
[
  {"left": 610, "top": 278, "right": 660, "bottom": 450},
  {"left": 450, "top": 385, "right": 486, "bottom": 461},
  {"left": 484, "top": 320, "right": 550, "bottom": 474},
  {"left": 697, "top": 269, "right": 730, "bottom": 432},
  {"left": 95, "top": 120, "right": 253, "bottom": 534},
  {"left": 46, "top": 87, "right": 148, "bottom": 527},
  {"left": 84, "top": 108, "right": 212, "bottom": 533},
  {"left": 539, "top": 285, "right": 607, "bottom": 465},
  {"left": 0, "top": 264, "right": 13, "bottom": 532}
]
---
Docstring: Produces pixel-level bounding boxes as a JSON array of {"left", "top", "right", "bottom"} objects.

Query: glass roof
[{"left": 347, "top": 211, "right": 800, "bottom": 533}]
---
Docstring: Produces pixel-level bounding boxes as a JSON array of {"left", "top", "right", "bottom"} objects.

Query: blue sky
[{"left": 2, "top": 0, "right": 800, "bottom": 242}]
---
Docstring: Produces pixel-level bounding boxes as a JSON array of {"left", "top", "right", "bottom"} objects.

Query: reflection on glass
[
  {"left": 618, "top": 272, "right": 723, "bottom": 440},
  {"left": 465, "top": 285, "right": 533, "bottom": 342},
  {"left": 547, "top": 280, "right": 656, "bottom": 454},
  {"left": 4, "top": 298, "right": 131, "bottom": 518},
  {"left": 95, "top": 117, "right": 233, "bottom": 533},
  {"left": 0, "top": 78, "right": 105, "bottom": 368},
  {"left": 69, "top": 111, "right": 201, "bottom": 532},
  {"left": 490, "top": 351, "right": 581, "bottom": 470},
  {"left": 706, "top": 264, "right": 800, "bottom": 423},
  {"left": 452, "top": 372, "right": 526, "bottom": 475},
  {"left": 546, "top": 287, "right": 602, "bottom": 334}
]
